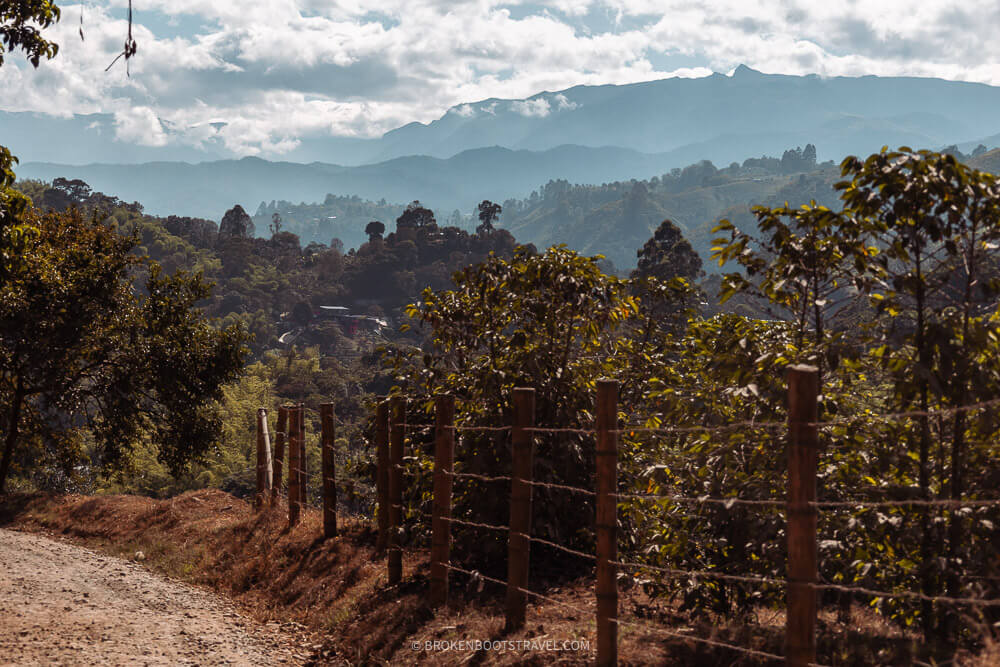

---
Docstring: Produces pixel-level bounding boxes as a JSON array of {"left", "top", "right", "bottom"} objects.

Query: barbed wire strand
[
  {"left": 444, "top": 470, "right": 511, "bottom": 484},
  {"left": 809, "top": 582, "right": 1000, "bottom": 607},
  {"left": 442, "top": 516, "right": 510, "bottom": 533},
  {"left": 612, "top": 616, "right": 789, "bottom": 664},
  {"left": 810, "top": 498, "right": 1000, "bottom": 509},
  {"left": 517, "top": 532, "right": 596, "bottom": 562},
  {"left": 524, "top": 479, "right": 597, "bottom": 497},
  {"left": 524, "top": 426, "right": 596, "bottom": 435},
  {"left": 440, "top": 563, "right": 789, "bottom": 664},
  {"left": 447, "top": 425, "right": 513, "bottom": 433},
  {"left": 614, "top": 559, "right": 783, "bottom": 588},
  {"left": 616, "top": 396, "right": 1000, "bottom": 439},
  {"left": 615, "top": 492, "right": 784, "bottom": 508}
]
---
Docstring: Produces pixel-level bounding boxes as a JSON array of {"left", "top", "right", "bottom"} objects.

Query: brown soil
[
  {"left": 0, "top": 527, "right": 304, "bottom": 666},
  {"left": 3, "top": 491, "right": 982, "bottom": 665},
  {"left": 0, "top": 491, "right": 683, "bottom": 665}
]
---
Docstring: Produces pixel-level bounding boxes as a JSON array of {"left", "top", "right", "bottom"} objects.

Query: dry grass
[{"left": 0, "top": 491, "right": 991, "bottom": 665}]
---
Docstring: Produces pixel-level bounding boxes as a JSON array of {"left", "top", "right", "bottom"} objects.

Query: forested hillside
[
  {"left": 495, "top": 145, "right": 832, "bottom": 269},
  {"left": 15, "top": 179, "right": 520, "bottom": 356},
  {"left": 243, "top": 145, "right": 833, "bottom": 270}
]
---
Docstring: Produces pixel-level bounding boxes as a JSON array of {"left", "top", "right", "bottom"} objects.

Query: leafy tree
[
  {"left": 219, "top": 204, "right": 255, "bottom": 238},
  {"left": 269, "top": 212, "right": 282, "bottom": 236},
  {"left": 0, "top": 0, "right": 60, "bottom": 252},
  {"left": 712, "top": 203, "right": 875, "bottom": 376},
  {"left": 0, "top": 1, "right": 59, "bottom": 68},
  {"left": 0, "top": 208, "right": 249, "bottom": 492},
  {"left": 837, "top": 148, "right": 1000, "bottom": 633},
  {"left": 633, "top": 218, "right": 703, "bottom": 283},
  {"left": 364, "top": 219, "right": 385, "bottom": 242},
  {"left": 395, "top": 201, "right": 435, "bottom": 230},
  {"left": 476, "top": 200, "right": 501, "bottom": 235},
  {"left": 393, "top": 245, "right": 638, "bottom": 566}
]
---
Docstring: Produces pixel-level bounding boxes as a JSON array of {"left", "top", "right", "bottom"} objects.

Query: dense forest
[{"left": 255, "top": 144, "right": 837, "bottom": 271}]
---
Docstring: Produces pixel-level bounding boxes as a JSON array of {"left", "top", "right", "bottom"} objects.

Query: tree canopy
[{"left": 0, "top": 208, "right": 249, "bottom": 492}]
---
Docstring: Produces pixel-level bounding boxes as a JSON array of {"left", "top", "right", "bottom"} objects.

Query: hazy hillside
[
  {"left": 18, "top": 144, "right": 698, "bottom": 222},
  {"left": 252, "top": 196, "right": 408, "bottom": 251},
  {"left": 499, "top": 151, "right": 839, "bottom": 269},
  {"left": 970, "top": 147, "right": 1000, "bottom": 174},
  {"left": 7, "top": 68, "right": 1000, "bottom": 169}
]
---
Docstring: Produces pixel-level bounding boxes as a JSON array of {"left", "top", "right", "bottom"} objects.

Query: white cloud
[
  {"left": 113, "top": 106, "right": 168, "bottom": 146},
  {"left": 450, "top": 104, "right": 477, "bottom": 117},
  {"left": 511, "top": 97, "right": 552, "bottom": 117},
  {"left": 2, "top": 1, "right": 1000, "bottom": 157},
  {"left": 552, "top": 93, "right": 577, "bottom": 111}
]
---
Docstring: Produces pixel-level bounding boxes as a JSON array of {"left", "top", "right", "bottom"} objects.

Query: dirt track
[{"left": 0, "top": 528, "right": 304, "bottom": 666}]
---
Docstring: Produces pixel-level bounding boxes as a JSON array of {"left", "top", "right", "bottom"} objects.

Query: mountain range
[
  {"left": 10, "top": 66, "right": 1000, "bottom": 250},
  {"left": 9, "top": 66, "right": 1000, "bottom": 169}
]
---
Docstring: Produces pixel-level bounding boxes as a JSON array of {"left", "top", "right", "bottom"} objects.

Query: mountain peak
[{"left": 732, "top": 64, "right": 764, "bottom": 78}]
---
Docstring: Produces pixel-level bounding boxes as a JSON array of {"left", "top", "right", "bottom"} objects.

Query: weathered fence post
[
  {"left": 255, "top": 407, "right": 271, "bottom": 511},
  {"left": 595, "top": 379, "right": 619, "bottom": 667},
  {"left": 430, "top": 394, "right": 455, "bottom": 607},
  {"left": 388, "top": 396, "right": 406, "bottom": 585},
  {"left": 321, "top": 402, "right": 337, "bottom": 538},
  {"left": 298, "top": 403, "right": 307, "bottom": 507},
  {"left": 288, "top": 405, "right": 302, "bottom": 527},
  {"left": 272, "top": 406, "right": 288, "bottom": 504},
  {"left": 375, "top": 400, "right": 390, "bottom": 553},
  {"left": 786, "top": 365, "right": 819, "bottom": 667},
  {"left": 506, "top": 387, "right": 535, "bottom": 631}
]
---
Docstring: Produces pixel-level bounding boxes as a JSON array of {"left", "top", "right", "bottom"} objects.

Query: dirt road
[{"left": 0, "top": 528, "right": 304, "bottom": 666}]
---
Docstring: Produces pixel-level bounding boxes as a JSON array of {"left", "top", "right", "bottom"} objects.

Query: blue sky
[{"left": 3, "top": 0, "right": 999, "bottom": 156}]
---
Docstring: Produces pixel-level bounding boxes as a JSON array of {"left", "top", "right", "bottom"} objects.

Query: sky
[{"left": 3, "top": 0, "right": 1000, "bottom": 156}]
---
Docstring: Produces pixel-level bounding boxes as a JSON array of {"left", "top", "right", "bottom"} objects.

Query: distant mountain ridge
[
  {"left": 5, "top": 67, "right": 1000, "bottom": 167},
  {"left": 364, "top": 65, "right": 1000, "bottom": 164},
  {"left": 17, "top": 144, "right": 704, "bottom": 221}
]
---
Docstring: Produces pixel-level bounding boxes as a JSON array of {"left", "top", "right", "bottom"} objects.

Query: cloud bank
[{"left": 2, "top": 0, "right": 999, "bottom": 156}]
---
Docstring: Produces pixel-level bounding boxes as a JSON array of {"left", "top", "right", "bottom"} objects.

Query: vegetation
[
  {"left": 0, "top": 206, "right": 249, "bottom": 492},
  {"left": 497, "top": 145, "right": 835, "bottom": 269},
  {"left": 7, "top": 140, "right": 1000, "bottom": 661},
  {"left": 373, "top": 149, "right": 1000, "bottom": 661}
]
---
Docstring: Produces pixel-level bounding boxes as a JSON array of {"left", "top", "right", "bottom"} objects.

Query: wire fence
[
  {"left": 249, "top": 384, "right": 1000, "bottom": 665},
  {"left": 366, "top": 378, "right": 1000, "bottom": 666}
]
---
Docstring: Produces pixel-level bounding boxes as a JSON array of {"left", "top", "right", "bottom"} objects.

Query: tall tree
[
  {"left": 396, "top": 201, "right": 435, "bottom": 230},
  {"left": 476, "top": 200, "right": 501, "bottom": 235},
  {"left": 0, "top": 208, "right": 249, "bottom": 492},
  {"left": 837, "top": 148, "right": 1000, "bottom": 637},
  {"left": 633, "top": 218, "right": 703, "bottom": 283},
  {"left": 364, "top": 220, "right": 385, "bottom": 242}
]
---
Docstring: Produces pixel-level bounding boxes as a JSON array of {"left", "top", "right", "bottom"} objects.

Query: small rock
[{"left": 134, "top": 551, "right": 146, "bottom": 561}]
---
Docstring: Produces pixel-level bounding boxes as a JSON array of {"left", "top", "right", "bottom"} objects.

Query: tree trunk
[
  {"left": 914, "top": 264, "right": 936, "bottom": 641},
  {"left": 0, "top": 380, "right": 25, "bottom": 494}
]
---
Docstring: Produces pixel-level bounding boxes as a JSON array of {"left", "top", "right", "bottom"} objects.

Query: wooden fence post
[
  {"left": 786, "top": 365, "right": 819, "bottom": 667},
  {"left": 375, "top": 400, "right": 390, "bottom": 553},
  {"left": 255, "top": 407, "right": 269, "bottom": 511},
  {"left": 321, "top": 402, "right": 337, "bottom": 538},
  {"left": 388, "top": 396, "right": 406, "bottom": 585},
  {"left": 288, "top": 405, "right": 301, "bottom": 528},
  {"left": 506, "top": 387, "right": 535, "bottom": 631},
  {"left": 298, "top": 403, "right": 307, "bottom": 507},
  {"left": 272, "top": 406, "right": 288, "bottom": 504},
  {"left": 595, "top": 380, "right": 619, "bottom": 667},
  {"left": 430, "top": 394, "right": 455, "bottom": 607}
]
